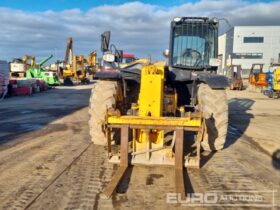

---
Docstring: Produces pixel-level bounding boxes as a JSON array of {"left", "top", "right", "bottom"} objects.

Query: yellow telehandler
[{"left": 89, "top": 17, "right": 228, "bottom": 198}]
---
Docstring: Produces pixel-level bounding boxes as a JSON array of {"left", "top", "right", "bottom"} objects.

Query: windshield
[{"left": 171, "top": 23, "right": 217, "bottom": 68}]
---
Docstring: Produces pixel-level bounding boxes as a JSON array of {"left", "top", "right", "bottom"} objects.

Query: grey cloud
[{"left": 0, "top": 0, "right": 279, "bottom": 62}]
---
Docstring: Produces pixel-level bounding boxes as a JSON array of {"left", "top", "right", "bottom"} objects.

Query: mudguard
[
  {"left": 94, "top": 63, "right": 143, "bottom": 82},
  {"left": 197, "top": 73, "right": 229, "bottom": 89},
  {"left": 121, "top": 68, "right": 141, "bottom": 83},
  {"left": 94, "top": 71, "right": 122, "bottom": 80}
]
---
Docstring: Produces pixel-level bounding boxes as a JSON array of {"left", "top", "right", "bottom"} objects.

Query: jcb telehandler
[{"left": 89, "top": 17, "right": 228, "bottom": 198}]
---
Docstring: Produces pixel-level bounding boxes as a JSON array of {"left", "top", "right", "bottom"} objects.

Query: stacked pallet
[
  {"left": 0, "top": 60, "right": 10, "bottom": 99},
  {"left": 10, "top": 78, "right": 48, "bottom": 96}
]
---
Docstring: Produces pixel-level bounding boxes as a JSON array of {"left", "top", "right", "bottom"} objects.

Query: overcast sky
[{"left": 0, "top": 0, "right": 279, "bottom": 62}]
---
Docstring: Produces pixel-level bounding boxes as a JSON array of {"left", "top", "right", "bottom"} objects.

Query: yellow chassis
[{"left": 102, "top": 64, "right": 204, "bottom": 198}]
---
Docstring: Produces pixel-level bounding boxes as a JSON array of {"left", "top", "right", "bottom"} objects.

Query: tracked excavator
[
  {"left": 63, "top": 37, "right": 94, "bottom": 84},
  {"left": 89, "top": 17, "right": 228, "bottom": 198}
]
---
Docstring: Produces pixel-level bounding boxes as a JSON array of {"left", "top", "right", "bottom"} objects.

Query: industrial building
[{"left": 218, "top": 26, "right": 280, "bottom": 77}]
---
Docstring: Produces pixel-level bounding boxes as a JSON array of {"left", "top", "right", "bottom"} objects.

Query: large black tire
[
  {"left": 88, "top": 81, "right": 118, "bottom": 145},
  {"left": 198, "top": 84, "right": 228, "bottom": 151}
]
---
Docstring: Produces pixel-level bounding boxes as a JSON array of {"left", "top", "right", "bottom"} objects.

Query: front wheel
[
  {"left": 88, "top": 81, "right": 119, "bottom": 145},
  {"left": 198, "top": 84, "right": 228, "bottom": 151}
]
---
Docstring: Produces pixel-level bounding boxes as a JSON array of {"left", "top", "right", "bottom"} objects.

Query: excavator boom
[
  {"left": 39, "top": 55, "right": 53, "bottom": 67},
  {"left": 64, "top": 37, "right": 73, "bottom": 64}
]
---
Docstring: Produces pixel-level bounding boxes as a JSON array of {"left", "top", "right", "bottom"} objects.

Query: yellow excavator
[
  {"left": 22, "top": 55, "right": 36, "bottom": 68},
  {"left": 89, "top": 17, "right": 228, "bottom": 198},
  {"left": 86, "top": 50, "right": 98, "bottom": 80},
  {"left": 63, "top": 37, "right": 74, "bottom": 78},
  {"left": 63, "top": 37, "right": 90, "bottom": 84},
  {"left": 87, "top": 50, "right": 97, "bottom": 68}
]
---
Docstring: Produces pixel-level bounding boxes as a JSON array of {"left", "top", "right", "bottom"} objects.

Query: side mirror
[
  {"left": 101, "top": 31, "right": 111, "bottom": 52},
  {"left": 163, "top": 49, "right": 169, "bottom": 58}
]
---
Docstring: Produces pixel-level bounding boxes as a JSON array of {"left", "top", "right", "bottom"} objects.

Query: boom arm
[
  {"left": 38, "top": 55, "right": 53, "bottom": 67},
  {"left": 64, "top": 37, "right": 73, "bottom": 64}
]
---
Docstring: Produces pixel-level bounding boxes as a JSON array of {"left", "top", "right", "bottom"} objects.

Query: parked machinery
[
  {"left": 63, "top": 37, "right": 89, "bottom": 84},
  {"left": 63, "top": 37, "right": 74, "bottom": 79},
  {"left": 265, "top": 71, "right": 274, "bottom": 96},
  {"left": 122, "top": 53, "right": 136, "bottom": 63},
  {"left": 274, "top": 69, "right": 280, "bottom": 98},
  {"left": 87, "top": 50, "right": 97, "bottom": 68},
  {"left": 248, "top": 63, "right": 268, "bottom": 91},
  {"left": 227, "top": 65, "right": 243, "bottom": 90},
  {"left": 265, "top": 69, "right": 280, "bottom": 98},
  {"left": 119, "top": 53, "right": 136, "bottom": 68},
  {"left": 22, "top": 55, "right": 36, "bottom": 66},
  {"left": 86, "top": 50, "right": 98, "bottom": 80},
  {"left": 73, "top": 55, "right": 89, "bottom": 83},
  {"left": 118, "top": 53, "right": 151, "bottom": 69},
  {"left": 26, "top": 55, "right": 60, "bottom": 85},
  {"left": 10, "top": 55, "right": 35, "bottom": 78},
  {"left": 89, "top": 17, "right": 228, "bottom": 197}
]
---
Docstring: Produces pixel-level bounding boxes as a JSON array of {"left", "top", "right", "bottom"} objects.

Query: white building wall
[
  {"left": 218, "top": 33, "right": 227, "bottom": 73},
  {"left": 219, "top": 26, "right": 280, "bottom": 77},
  {"left": 232, "top": 26, "right": 280, "bottom": 72},
  {"left": 225, "top": 28, "right": 234, "bottom": 67}
]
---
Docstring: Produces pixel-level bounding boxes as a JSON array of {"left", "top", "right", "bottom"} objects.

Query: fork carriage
[{"left": 103, "top": 113, "right": 204, "bottom": 198}]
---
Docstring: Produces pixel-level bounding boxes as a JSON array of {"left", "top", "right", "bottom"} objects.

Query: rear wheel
[
  {"left": 268, "top": 91, "right": 273, "bottom": 98},
  {"left": 198, "top": 84, "right": 228, "bottom": 151},
  {"left": 88, "top": 81, "right": 118, "bottom": 145},
  {"left": 273, "top": 91, "right": 279, "bottom": 99}
]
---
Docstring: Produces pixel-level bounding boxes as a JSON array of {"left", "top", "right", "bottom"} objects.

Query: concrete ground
[
  {"left": 0, "top": 85, "right": 279, "bottom": 210},
  {"left": 227, "top": 90, "right": 280, "bottom": 157}
]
